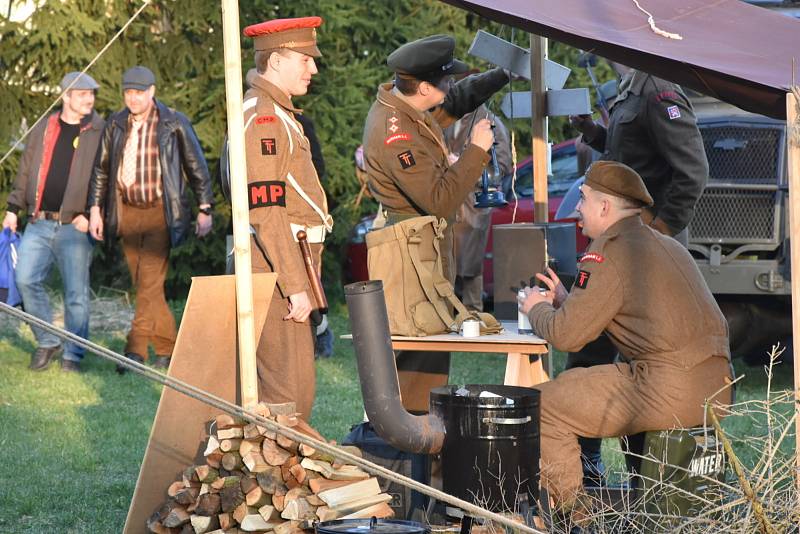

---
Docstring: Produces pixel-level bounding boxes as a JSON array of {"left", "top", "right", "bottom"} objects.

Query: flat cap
[
  {"left": 122, "top": 66, "right": 156, "bottom": 91},
  {"left": 244, "top": 16, "right": 322, "bottom": 58},
  {"left": 585, "top": 160, "right": 654, "bottom": 207},
  {"left": 60, "top": 72, "right": 99, "bottom": 92},
  {"left": 387, "top": 34, "right": 468, "bottom": 82}
]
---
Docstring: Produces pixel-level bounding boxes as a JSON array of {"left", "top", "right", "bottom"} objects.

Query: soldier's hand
[
  {"left": 517, "top": 285, "right": 553, "bottom": 315},
  {"left": 568, "top": 114, "right": 598, "bottom": 137},
  {"left": 535, "top": 268, "right": 568, "bottom": 309},
  {"left": 2, "top": 212, "right": 17, "bottom": 233},
  {"left": 195, "top": 212, "right": 213, "bottom": 238},
  {"left": 470, "top": 119, "right": 494, "bottom": 152},
  {"left": 285, "top": 291, "right": 312, "bottom": 323},
  {"left": 88, "top": 206, "right": 104, "bottom": 241}
]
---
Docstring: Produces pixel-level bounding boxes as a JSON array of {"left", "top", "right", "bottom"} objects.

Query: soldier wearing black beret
[
  {"left": 518, "top": 161, "right": 732, "bottom": 519},
  {"left": 361, "top": 34, "right": 509, "bottom": 412}
]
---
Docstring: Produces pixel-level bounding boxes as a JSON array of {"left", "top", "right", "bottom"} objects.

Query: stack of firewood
[{"left": 147, "top": 403, "right": 394, "bottom": 534}]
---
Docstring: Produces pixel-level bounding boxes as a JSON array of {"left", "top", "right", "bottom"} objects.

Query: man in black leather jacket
[{"left": 87, "top": 66, "right": 213, "bottom": 372}]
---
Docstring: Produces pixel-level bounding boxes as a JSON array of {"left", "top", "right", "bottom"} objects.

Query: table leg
[{"left": 504, "top": 353, "right": 550, "bottom": 387}]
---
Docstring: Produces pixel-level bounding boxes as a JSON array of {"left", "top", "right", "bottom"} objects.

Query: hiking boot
[
  {"left": 152, "top": 356, "right": 171, "bottom": 370},
  {"left": 116, "top": 352, "right": 145, "bottom": 375},
  {"left": 61, "top": 359, "right": 82, "bottom": 373},
  {"left": 29, "top": 346, "right": 62, "bottom": 371}
]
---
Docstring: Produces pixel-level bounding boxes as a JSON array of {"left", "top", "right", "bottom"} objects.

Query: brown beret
[
  {"left": 243, "top": 17, "right": 322, "bottom": 58},
  {"left": 585, "top": 160, "right": 654, "bottom": 207}
]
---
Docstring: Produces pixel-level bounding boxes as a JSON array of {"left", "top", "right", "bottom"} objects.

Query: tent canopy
[{"left": 441, "top": 0, "right": 800, "bottom": 119}]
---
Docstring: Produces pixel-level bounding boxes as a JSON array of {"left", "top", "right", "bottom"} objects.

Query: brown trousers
[
  {"left": 118, "top": 201, "right": 177, "bottom": 357},
  {"left": 535, "top": 355, "right": 732, "bottom": 507},
  {"left": 256, "top": 285, "right": 316, "bottom": 421}
]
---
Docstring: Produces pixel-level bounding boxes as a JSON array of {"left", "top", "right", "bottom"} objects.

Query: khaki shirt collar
[
  {"left": 250, "top": 75, "right": 302, "bottom": 113},
  {"left": 602, "top": 214, "right": 643, "bottom": 239},
  {"left": 377, "top": 83, "right": 426, "bottom": 121}
]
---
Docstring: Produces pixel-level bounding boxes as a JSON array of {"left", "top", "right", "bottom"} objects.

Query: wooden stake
[
  {"left": 221, "top": 0, "right": 258, "bottom": 408},
  {"left": 529, "top": 34, "right": 548, "bottom": 224},
  {"left": 786, "top": 90, "right": 800, "bottom": 492}
]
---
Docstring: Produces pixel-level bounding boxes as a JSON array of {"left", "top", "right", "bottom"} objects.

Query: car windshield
[{"left": 501, "top": 143, "right": 580, "bottom": 199}]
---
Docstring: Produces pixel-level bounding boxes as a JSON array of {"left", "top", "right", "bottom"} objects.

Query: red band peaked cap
[{"left": 244, "top": 17, "right": 323, "bottom": 57}]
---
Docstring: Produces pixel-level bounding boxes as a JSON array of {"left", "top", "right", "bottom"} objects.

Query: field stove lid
[{"left": 317, "top": 519, "right": 430, "bottom": 534}]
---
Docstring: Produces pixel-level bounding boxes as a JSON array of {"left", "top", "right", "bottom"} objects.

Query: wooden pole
[
  {"left": 221, "top": 0, "right": 259, "bottom": 408},
  {"left": 786, "top": 90, "right": 800, "bottom": 491},
  {"left": 530, "top": 34, "right": 548, "bottom": 223}
]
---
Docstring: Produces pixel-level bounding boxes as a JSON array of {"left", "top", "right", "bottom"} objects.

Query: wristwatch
[{"left": 198, "top": 206, "right": 212, "bottom": 216}]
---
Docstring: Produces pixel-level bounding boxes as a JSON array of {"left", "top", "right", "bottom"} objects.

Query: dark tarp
[{"left": 440, "top": 0, "right": 800, "bottom": 119}]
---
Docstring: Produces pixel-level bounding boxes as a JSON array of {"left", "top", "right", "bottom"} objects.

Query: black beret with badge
[
  {"left": 387, "top": 34, "right": 469, "bottom": 83},
  {"left": 585, "top": 160, "right": 654, "bottom": 207}
]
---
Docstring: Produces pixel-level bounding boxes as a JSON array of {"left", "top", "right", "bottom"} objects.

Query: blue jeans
[{"left": 15, "top": 219, "right": 94, "bottom": 362}]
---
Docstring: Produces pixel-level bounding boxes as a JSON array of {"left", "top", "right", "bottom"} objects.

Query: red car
[{"left": 344, "top": 139, "right": 588, "bottom": 300}]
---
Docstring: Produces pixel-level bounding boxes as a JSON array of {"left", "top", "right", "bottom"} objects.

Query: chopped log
[
  {"left": 240, "top": 475, "right": 260, "bottom": 495},
  {"left": 276, "top": 414, "right": 299, "bottom": 427},
  {"left": 315, "top": 506, "right": 339, "bottom": 522},
  {"left": 246, "top": 486, "right": 272, "bottom": 508},
  {"left": 218, "top": 512, "right": 234, "bottom": 530},
  {"left": 284, "top": 486, "right": 310, "bottom": 502},
  {"left": 281, "top": 497, "right": 316, "bottom": 521},
  {"left": 183, "top": 465, "right": 200, "bottom": 486},
  {"left": 252, "top": 403, "right": 272, "bottom": 418},
  {"left": 295, "top": 419, "right": 325, "bottom": 442},
  {"left": 274, "top": 520, "right": 303, "bottom": 534},
  {"left": 204, "top": 435, "right": 221, "bottom": 456},
  {"left": 218, "top": 427, "right": 245, "bottom": 440},
  {"left": 195, "top": 493, "right": 222, "bottom": 516},
  {"left": 210, "top": 478, "right": 227, "bottom": 492},
  {"left": 232, "top": 502, "right": 254, "bottom": 524},
  {"left": 174, "top": 486, "right": 200, "bottom": 506},
  {"left": 220, "top": 438, "right": 243, "bottom": 452},
  {"left": 196, "top": 465, "right": 220, "bottom": 484},
  {"left": 179, "top": 523, "right": 194, "bottom": 534},
  {"left": 206, "top": 451, "right": 223, "bottom": 469},
  {"left": 330, "top": 494, "right": 392, "bottom": 516},
  {"left": 222, "top": 452, "right": 244, "bottom": 471},
  {"left": 306, "top": 494, "right": 325, "bottom": 507},
  {"left": 186, "top": 501, "right": 197, "bottom": 514},
  {"left": 167, "top": 481, "right": 184, "bottom": 498},
  {"left": 146, "top": 512, "right": 170, "bottom": 534},
  {"left": 220, "top": 483, "right": 246, "bottom": 513},
  {"left": 256, "top": 466, "right": 286, "bottom": 494},
  {"left": 288, "top": 464, "right": 306, "bottom": 485},
  {"left": 300, "top": 458, "right": 366, "bottom": 480},
  {"left": 240, "top": 513, "right": 280, "bottom": 532},
  {"left": 262, "top": 440, "right": 292, "bottom": 466},
  {"left": 190, "top": 514, "right": 219, "bottom": 534},
  {"left": 272, "top": 493, "right": 286, "bottom": 512},
  {"left": 215, "top": 413, "right": 243, "bottom": 430},
  {"left": 258, "top": 504, "right": 278, "bottom": 521},
  {"left": 264, "top": 403, "right": 296, "bottom": 416},
  {"left": 308, "top": 478, "right": 359, "bottom": 495},
  {"left": 297, "top": 443, "right": 316, "bottom": 457},
  {"left": 243, "top": 451, "right": 269, "bottom": 473},
  {"left": 318, "top": 478, "right": 381, "bottom": 507},
  {"left": 163, "top": 505, "right": 191, "bottom": 528},
  {"left": 340, "top": 502, "right": 394, "bottom": 520},
  {"left": 276, "top": 434, "right": 299, "bottom": 453},
  {"left": 200, "top": 483, "right": 211, "bottom": 496},
  {"left": 239, "top": 439, "right": 262, "bottom": 458},
  {"left": 243, "top": 423, "right": 263, "bottom": 440}
]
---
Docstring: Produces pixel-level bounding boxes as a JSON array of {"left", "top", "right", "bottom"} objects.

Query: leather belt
[{"left": 33, "top": 211, "right": 60, "bottom": 221}]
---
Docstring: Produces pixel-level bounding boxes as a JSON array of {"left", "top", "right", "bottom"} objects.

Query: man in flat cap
[
  {"left": 240, "top": 17, "right": 331, "bottom": 418},
  {"left": 88, "top": 65, "right": 213, "bottom": 373},
  {"left": 361, "top": 34, "right": 509, "bottom": 412},
  {"left": 3, "top": 72, "right": 104, "bottom": 373},
  {"left": 518, "top": 161, "right": 731, "bottom": 518}
]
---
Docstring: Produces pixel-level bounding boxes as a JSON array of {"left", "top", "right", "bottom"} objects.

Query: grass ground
[{"left": 0, "top": 298, "right": 795, "bottom": 533}]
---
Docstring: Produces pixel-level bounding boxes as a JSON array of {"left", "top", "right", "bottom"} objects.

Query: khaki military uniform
[
  {"left": 528, "top": 215, "right": 731, "bottom": 506},
  {"left": 362, "top": 68, "right": 507, "bottom": 411},
  {"left": 244, "top": 76, "right": 330, "bottom": 420},
  {"left": 583, "top": 70, "right": 709, "bottom": 236}
]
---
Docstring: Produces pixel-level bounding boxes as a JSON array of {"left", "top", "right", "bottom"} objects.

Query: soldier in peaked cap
[
  {"left": 517, "top": 161, "right": 732, "bottom": 516},
  {"left": 241, "top": 17, "right": 331, "bottom": 419},
  {"left": 361, "top": 34, "right": 510, "bottom": 413}
]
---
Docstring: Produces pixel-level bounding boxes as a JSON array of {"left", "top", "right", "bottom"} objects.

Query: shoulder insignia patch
[
  {"left": 260, "top": 138, "right": 277, "bottom": 155},
  {"left": 397, "top": 150, "right": 416, "bottom": 169},
  {"left": 256, "top": 115, "right": 277, "bottom": 124},
  {"left": 249, "top": 181, "right": 286, "bottom": 209},
  {"left": 575, "top": 269, "right": 591, "bottom": 290},
  {"left": 655, "top": 90, "right": 679, "bottom": 103},
  {"left": 385, "top": 133, "right": 411, "bottom": 145},
  {"left": 666, "top": 105, "right": 681, "bottom": 120},
  {"left": 579, "top": 252, "right": 605, "bottom": 264}
]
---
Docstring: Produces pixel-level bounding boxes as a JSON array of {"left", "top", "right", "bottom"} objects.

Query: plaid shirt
[{"left": 117, "top": 107, "right": 162, "bottom": 207}]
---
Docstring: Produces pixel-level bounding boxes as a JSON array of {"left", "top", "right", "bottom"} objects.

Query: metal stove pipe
[{"left": 344, "top": 280, "right": 444, "bottom": 454}]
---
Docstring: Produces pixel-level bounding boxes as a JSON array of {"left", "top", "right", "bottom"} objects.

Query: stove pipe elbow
[{"left": 344, "top": 281, "right": 444, "bottom": 455}]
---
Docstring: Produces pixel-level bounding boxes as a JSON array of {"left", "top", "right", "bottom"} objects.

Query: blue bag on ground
[{"left": 0, "top": 227, "right": 22, "bottom": 306}]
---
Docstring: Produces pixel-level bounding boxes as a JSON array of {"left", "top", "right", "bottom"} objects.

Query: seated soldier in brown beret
[{"left": 518, "top": 161, "right": 732, "bottom": 521}]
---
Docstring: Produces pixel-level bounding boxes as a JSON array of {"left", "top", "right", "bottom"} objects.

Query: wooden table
[{"left": 345, "top": 321, "right": 550, "bottom": 387}]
